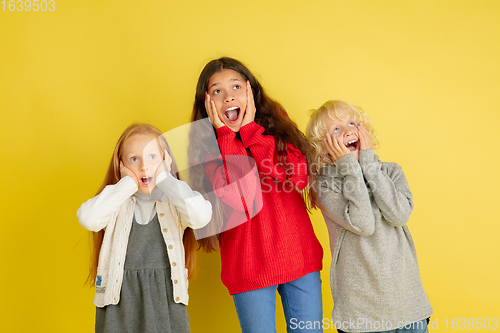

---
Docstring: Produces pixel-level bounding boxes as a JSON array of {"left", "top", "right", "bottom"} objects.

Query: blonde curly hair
[{"left": 306, "top": 100, "right": 379, "bottom": 174}]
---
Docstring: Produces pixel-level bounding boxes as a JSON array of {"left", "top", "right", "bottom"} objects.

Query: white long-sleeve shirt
[{"left": 77, "top": 172, "right": 212, "bottom": 307}]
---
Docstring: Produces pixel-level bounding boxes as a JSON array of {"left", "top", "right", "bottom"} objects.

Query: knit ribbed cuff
[
  {"left": 334, "top": 153, "right": 362, "bottom": 177},
  {"left": 239, "top": 121, "right": 261, "bottom": 148},
  {"left": 359, "top": 149, "right": 375, "bottom": 165},
  {"left": 155, "top": 170, "right": 170, "bottom": 185},
  {"left": 156, "top": 171, "right": 178, "bottom": 198},
  {"left": 216, "top": 126, "right": 235, "bottom": 138},
  {"left": 114, "top": 176, "right": 139, "bottom": 200}
]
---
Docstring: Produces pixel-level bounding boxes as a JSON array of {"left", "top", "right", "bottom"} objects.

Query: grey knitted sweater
[{"left": 317, "top": 149, "right": 432, "bottom": 332}]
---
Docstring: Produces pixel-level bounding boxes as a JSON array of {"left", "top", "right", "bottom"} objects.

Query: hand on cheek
[
  {"left": 205, "top": 93, "right": 225, "bottom": 129},
  {"left": 155, "top": 149, "right": 172, "bottom": 179},
  {"left": 324, "top": 133, "right": 351, "bottom": 163},
  {"left": 120, "top": 161, "right": 139, "bottom": 186},
  {"left": 241, "top": 81, "right": 256, "bottom": 127},
  {"left": 357, "top": 123, "right": 373, "bottom": 150}
]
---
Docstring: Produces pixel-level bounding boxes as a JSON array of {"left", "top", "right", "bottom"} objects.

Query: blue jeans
[
  {"left": 232, "top": 271, "right": 323, "bottom": 333},
  {"left": 338, "top": 318, "right": 429, "bottom": 333}
]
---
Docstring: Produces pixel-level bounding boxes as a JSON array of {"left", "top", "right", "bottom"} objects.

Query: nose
[
  {"left": 140, "top": 160, "right": 148, "bottom": 171},
  {"left": 343, "top": 127, "right": 356, "bottom": 137},
  {"left": 224, "top": 92, "right": 235, "bottom": 103}
]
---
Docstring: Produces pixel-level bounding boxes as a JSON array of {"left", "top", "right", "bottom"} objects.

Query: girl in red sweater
[{"left": 189, "top": 57, "right": 324, "bottom": 332}]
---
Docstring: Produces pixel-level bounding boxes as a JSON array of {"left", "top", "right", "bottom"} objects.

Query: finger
[
  {"left": 358, "top": 124, "right": 371, "bottom": 149},
  {"left": 357, "top": 129, "right": 365, "bottom": 149},
  {"left": 205, "top": 93, "right": 225, "bottom": 129},
  {"left": 324, "top": 134, "right": 335, "bottom": 155},
  {"left": 327, "top": 133, "right": 342, "bottom": 160},
  {"left": 211, "top": 100, "right": 217, "bottom": 117},
  {"left": 211, "top": 100, "right": 223, "bottom": 127},
  {"left": 358, "top": 124, "right": 365, "bottom": 139},
  {"left": 357, "top": 126, "right": 365, "bottom": 140},
  {"left": 323, "top": 139, "right": 337, "bottom": 161},
  {"left": 361, "top": 123, "right": 370, "bottom": 138},
  {"left": 336, "top": 135, "right": 350, "bottom": 155},
  {"left": 160, "top": 150, "right": 167, "bottom": 171},
  {"left": 326, "top": 133, "right": 336, "bottom": 152},
  {"left": 164, "top": 149, "right": 172, "bottom": 171},
  {"left": 205, "top": 93, "right": 219, "bottom": 127},
  {"left": 246, "top": 81, "right": 255, "bottom": 109},
  {"left": 361, "top": 127, "right": 369, "bottom": 143},
  {"left": 205, "top": 93, "right": 213, "bottom": 121},
  {"left": 331, "top": 134, "right": 342, "bottom": 152},
  {"left": 243, "top": 81, "right": 256, "bottom": 125}
]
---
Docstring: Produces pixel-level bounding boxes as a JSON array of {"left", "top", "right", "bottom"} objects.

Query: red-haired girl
[
  {"left": 77, "top": 123, "right": 212, "bottom": 333},
  {"left": 189, "top": 57, "right": 324, "bottom": 332}
]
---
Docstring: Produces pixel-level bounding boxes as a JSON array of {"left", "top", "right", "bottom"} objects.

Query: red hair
[{"left": 86, "top": 123, "right": 197, "bottom": 286}]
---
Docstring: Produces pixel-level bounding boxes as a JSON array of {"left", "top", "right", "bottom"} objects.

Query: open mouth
[
  {"left": 345, "top": 139, "right": 359, "bottom": 151},
  {"left": 224, "top": 106, "right": 241, "bottom": 123},
  {"left": 140, "top": 176, "right": 153, "bottom": 186}
]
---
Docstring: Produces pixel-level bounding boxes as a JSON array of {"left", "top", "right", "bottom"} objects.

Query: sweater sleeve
[
  {"left": 239, "top": 122, "right": 308, "bottom": 190},
  {"left": 359, "top": 149, "right": 413, "bottom": 227},
  {"left": 77, "top": 176, "right": 138, "bottom": 232},
  {"left": 155, "top": 171, "right": 212, "bottom": 229},
  {"left": 204, "top": 126, "right": 259, "bottom": 213},
  {"left": 318, "top": 154, "right": 375, "bottom": 236}
]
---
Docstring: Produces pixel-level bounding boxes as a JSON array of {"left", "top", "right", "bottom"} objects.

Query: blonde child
[
  {"left": 77, "top": 123, "right": 212, "bottom": 333},
  {"left": 306, "top": 100, "right": 432, "bottom": 333}
]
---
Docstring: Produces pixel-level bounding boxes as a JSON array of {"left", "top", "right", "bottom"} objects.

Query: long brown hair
[
  {"left": 188, "top": 57, "right": 313, "bottom": 252},
  {"left": 86, "top": 123, "right": 198, "bottom": 286}
]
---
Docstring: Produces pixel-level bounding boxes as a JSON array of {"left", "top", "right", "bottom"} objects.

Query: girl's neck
[{"left": 134, "top": 186, "right": 163, "bottom": 201}]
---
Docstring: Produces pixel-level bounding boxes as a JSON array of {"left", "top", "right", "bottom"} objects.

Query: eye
[
  {"left": 334, "top": 128, "right": 340, "bottom": 133},
  {"left": 213, "top": 89, "right": 221, "bottom": 95},
  {"left": 149, "top": 154, "right": 157, "bottom": 160},
  {"left": 233, "top": 84, "right": 241, "bottom": 90},
  {"left": 130, "top": 157, "right": 138, "bottom": 162},
  {"left": 349, "top": 122, "right": 356, "bottom": 127}
]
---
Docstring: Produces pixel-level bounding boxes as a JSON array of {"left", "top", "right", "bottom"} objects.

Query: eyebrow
[{"left": 208, "top": 78, "right": 243, "bottom": 91}]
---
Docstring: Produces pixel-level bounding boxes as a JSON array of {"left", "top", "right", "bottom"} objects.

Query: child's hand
[
  {"left": 205, "top": 93, "right": 225, "bottom": 129},
  {"left": 324, "top": 133, "right": 351, "bottom": 162},
  {"left": 357, "top": 123, "right": 373, "bottom": 150},
  {"left": 155, "top": 149, "right": 172, "bottom": 178},
  {"left": 241, "top": 80, "right": 256, "bottom": 127},
  {"left": 120, "top": 161, "right": 139, "bottom": 185}
]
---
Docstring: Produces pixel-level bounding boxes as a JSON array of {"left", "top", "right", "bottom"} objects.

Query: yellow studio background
[{"left": 1, "top": 0, "right": 499, "bottom": 332}]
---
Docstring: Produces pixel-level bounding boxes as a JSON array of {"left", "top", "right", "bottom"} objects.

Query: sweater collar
[{"left": 133, "top": 186, "right": 163, "bottom": 202}]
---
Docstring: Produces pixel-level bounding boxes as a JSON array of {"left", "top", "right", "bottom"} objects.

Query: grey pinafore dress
[{"left": 95, "top": 214, "right": 190, "bottom": 333}]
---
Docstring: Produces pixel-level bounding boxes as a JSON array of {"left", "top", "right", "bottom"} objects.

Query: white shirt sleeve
[
  {"left": 77, "top": 176, "right": 138, "bottom": 232},
  {"left": 155, "top": 171, "right": 212, "bottom": 229}
]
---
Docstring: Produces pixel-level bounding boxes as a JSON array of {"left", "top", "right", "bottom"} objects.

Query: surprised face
[
  {"left": 326, "top": 108, "right": 360, "bottom": 160},
  {"left": 121, "top": 134, "right": 163, "bottom": 194},
  {"left": 207, "top": 69, "right": 248, "bottom": 132}
]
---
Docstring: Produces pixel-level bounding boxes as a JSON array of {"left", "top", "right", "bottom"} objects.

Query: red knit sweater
[{"left": 205, "top": 122, "right": 323, "bottom": 295}]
